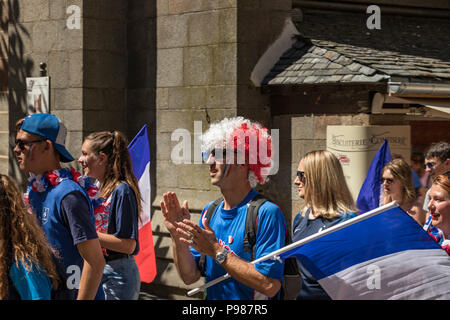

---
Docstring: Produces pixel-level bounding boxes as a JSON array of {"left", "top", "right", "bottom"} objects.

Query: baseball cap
[{"left": 19, "top": 113, "right": 74, "bottom": 163}]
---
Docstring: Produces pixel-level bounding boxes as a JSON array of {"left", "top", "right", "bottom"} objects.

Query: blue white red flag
[
  {"left": 356, "top": 140, "right": 392, "bottom": 214},
  {"left": 128, "top": 125, "right": 157, "bottom": 283},
  {"left": 280, "top": 204, "right": 450, "bottom": 299}
]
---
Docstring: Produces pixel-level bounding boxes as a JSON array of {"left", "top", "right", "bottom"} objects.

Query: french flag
[
  {"left": 356, "top": 139, "right": 392, "bottom": 214},
  {"left": 279, "top": 203, "right": 450, "bottom": 299},
  {"left": 128, "top": 125, "right": 157, "bottom": 283}
]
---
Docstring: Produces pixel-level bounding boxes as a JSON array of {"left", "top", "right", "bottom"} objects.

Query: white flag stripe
[
  {"left": 318, "top": 249, "right": 450, "bottom": 300},
  {"left": 138, "top": 162, "right": 151, "bottom": 229}
]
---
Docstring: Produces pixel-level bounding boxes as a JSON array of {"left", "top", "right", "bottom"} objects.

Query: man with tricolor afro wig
[
  {"left": 200, "top": 116, "right": 275, "bottom": 188},
  {"left": 162, "top": 117, "right": 287, "bottom": 300}
]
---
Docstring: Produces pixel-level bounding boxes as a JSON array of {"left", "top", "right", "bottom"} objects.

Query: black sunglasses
[
  {"left": 14, "top": 139, "right": 45, "bottom": 151},
  {"left": 296, "top": 171, "right": 305, "bottom": 181},
  {"left": 425, "top": 161, "right": 437, "bottom": 170},
  {"left": 381, "top": 177, "right": 394, "bottom": 184}
]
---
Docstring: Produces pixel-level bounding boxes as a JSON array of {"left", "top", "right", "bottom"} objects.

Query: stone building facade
[{"left": 1, "top": 0, "right": 449, "bottom": 299}]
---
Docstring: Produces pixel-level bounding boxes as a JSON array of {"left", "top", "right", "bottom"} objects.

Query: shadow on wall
[{"left": 3, "top": 0, "right": 34, "bottom": 185}]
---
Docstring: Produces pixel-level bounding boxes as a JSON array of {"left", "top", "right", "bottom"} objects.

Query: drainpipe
[{"left": 388, "top": 82, "right": 450, "bottom": 97}]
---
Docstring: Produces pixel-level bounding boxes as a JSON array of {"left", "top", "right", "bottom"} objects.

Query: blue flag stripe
[
  {"left": 356, "top": 140, "right": 392, "bottom": 214},
  {"left": 280, "top": 207, "right": 441, "bottom": 280},
  {"left": 128, "top": 125, "right": 150, "bottom": 179}
]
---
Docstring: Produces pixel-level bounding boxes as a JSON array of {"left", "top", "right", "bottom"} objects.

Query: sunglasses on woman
[
  {"left": 296, "top": 171, "right": 305, "bottom": 182},
  {"left": 380, "top": 177, "right": 394, "bottom": 184}
]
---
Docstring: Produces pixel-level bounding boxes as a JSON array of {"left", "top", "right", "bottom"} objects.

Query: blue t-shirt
[
  {"left": 190, "top": 189, "right": 286, "bottom": 300},
  {"left": 292, "top": 209, "right": 356, "bottom": 300},
  {"left": 9, "top": 261, "right": 52, "bottom": 300},
  {"left": 29, "top": 180, "right": 101, "bottom": 299},
  {"left": 106, "top": 183, "right": 140, "bottom": 255}
]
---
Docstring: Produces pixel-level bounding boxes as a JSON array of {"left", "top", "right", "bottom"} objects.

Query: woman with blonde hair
[
  {"left": 293, "top": 150, "right": 357, "bottom": 300},
  {"left": 0, "top": 174, "right": 61, "bottom": 300},
  {"left": 381, "top": 158, "right": 426, "bottom": 225},
  {"left": 78, "top": 130, "right": 141, "bottom": 300}
]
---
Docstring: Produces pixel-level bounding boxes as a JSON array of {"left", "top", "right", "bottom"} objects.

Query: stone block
[
  {"left": 32, "top": 21, "right": 59, "bottom": 53},
  {"left": 64, "top": 130, "right": 83, "bottom": 162},
  {"left": 219, "top": 8, "right": 237, "bottom": 43},
  {"left": 49, "top": 0, "right": 67, "bottom": 20},
  {"left": 168, "top": 86, "right": 207, "bottom": 110},
  {"left": 206, "top": 85, "right": 237, "bottom": 109},
  {"left": 157, "top": 14, "right": 188, "bottom": 49},
  {"left": 291, "top": 139, "right": 326, "bottom": 164},
  {"left": 52, "top": 88, "right": 83, "bottom": 110},
  {"left": 0, "top": 130, "right": 8, "bottom": 157},
  {"left": 213, "top": 43, "right": 236, "bottom": 85},
  {"left": 188, "top": 11, "right": 219, "bottom": 46},
  {"left": 68, "top": 50, "right": 83, "bottom": 87},
  {"left": 313, "top": 114, "right": 343, "bottom": 140},
  {"left": 204, "top": 108, "right": 236, "bottom": 124},
  {"left": 84, "top": 110, "right": 126, "bottom": 132},
  {"left": 158, "top": 110, "right": 195, "bottom": 133},
  {"left": 157, "top": 160, "right": 179, "bottom": 188},
  {"left": 52, "top": 109, "right": 83, "bottom": 131},
  {"left": 0, "top": 111, "right": 7, "bottom": 131},
  {"left": 157, "top": 47, "right": 183, "bottom": 87},
  {"left": 0, "top": 92, "right": 7, "bottom": 111},
  {"left": 184, "top": 45, "right": 213, "bottom": 86},
  {"left": 84, "top": 51, "right": 126, "bottom": 89},
  {"left": 127, "top": 88, "right": 156, "bottom": 110},
  {"left": 0, "top": 156, "right": 7, "bottom": 175},
  {"left": 20, "top": 0, "right": 49, "bottom": 23},
  {"left": 155, "top": 132, "right": 171, "bottom": 161},
  {"left": 83, "top": 0, "right": 127, "bottom": 21},
  {"left": 291, "top": 116, "right": 315, "bottom": 140},
  {"left": 154, "top": 187, "right": 221, "bottom": 212},
  {"left": 177, "top": 163, "right": 211, "bottom": 190},
  {"left": 156, "top": 88, "right": 168, "bottom": 110},
  {"left": 218, "top": 0, "right": 237, "bottom": 9},
  {"left": 48, "top": 51, "right": 69, "bottom": 89},
  {"left": 156, "top": 0, "right": 169, "bottom": 16}
]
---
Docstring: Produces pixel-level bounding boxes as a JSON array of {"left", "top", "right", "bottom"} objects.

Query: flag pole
[{"left": 187, "top": 201, "right": 399, "bottom": 297}]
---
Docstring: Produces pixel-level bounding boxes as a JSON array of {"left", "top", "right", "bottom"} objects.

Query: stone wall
[{"left": 6, "top": 0, "right": 84, "bottom": 182}]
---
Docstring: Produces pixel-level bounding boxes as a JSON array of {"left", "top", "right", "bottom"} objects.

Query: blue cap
[{"left": 20, "top": 113, "right": 74, "bottom": 163}]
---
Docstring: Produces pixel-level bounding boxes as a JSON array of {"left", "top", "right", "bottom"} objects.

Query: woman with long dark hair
[
  {"left": 0, "top": 174, "right": 60, "bottom": 300},
  {"left": 78, "top": 131, "right": 141, "bottom": 300}
]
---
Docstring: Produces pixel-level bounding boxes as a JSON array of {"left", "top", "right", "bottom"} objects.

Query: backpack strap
[
  {"left": 198, "top": 197, "right": 223, "bottom": 277},
  {"left": 243, "top": 194, "right": 268, "bottom": 255}
]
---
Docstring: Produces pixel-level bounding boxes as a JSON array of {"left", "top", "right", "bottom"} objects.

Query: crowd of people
[{"left": 1, "top": 113, "right": 449, "bottom": 300}]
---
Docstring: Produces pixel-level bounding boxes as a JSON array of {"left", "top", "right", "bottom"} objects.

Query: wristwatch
[{"left": 215, "top": 248, "right": 229, "bottom": 265}]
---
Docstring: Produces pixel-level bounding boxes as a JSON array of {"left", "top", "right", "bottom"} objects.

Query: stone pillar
[
  {"left": 82, "top": 0, "right": 128, "bottom": 136},
  {"left": 151, "top": 0, "right": 292, "bottom": 299}
]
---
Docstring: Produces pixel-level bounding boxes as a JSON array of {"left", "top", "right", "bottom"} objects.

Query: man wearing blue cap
[{"left": 14, "top": 113, "right": 105, "bottom": 300}]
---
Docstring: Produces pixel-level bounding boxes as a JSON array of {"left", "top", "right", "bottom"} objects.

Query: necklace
[{"left": 24, "top": 167, "right": 101, "bottom": 212}]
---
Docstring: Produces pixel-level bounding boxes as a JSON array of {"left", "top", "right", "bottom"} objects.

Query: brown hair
[
  {"left": 432, "top": 172, "right": 450, "bottom": 196},
  {"left": 85, "top": 131, "right": 142, "bottom": 214},
  {"left": 382, "top": 158, "right": 416, "bottom": 205},
  {"left": 301, "top": 150, "right": 356, "bottom": 219},
  {"left": 0, "top": 174, "right": 60, "bottom": 299}
]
